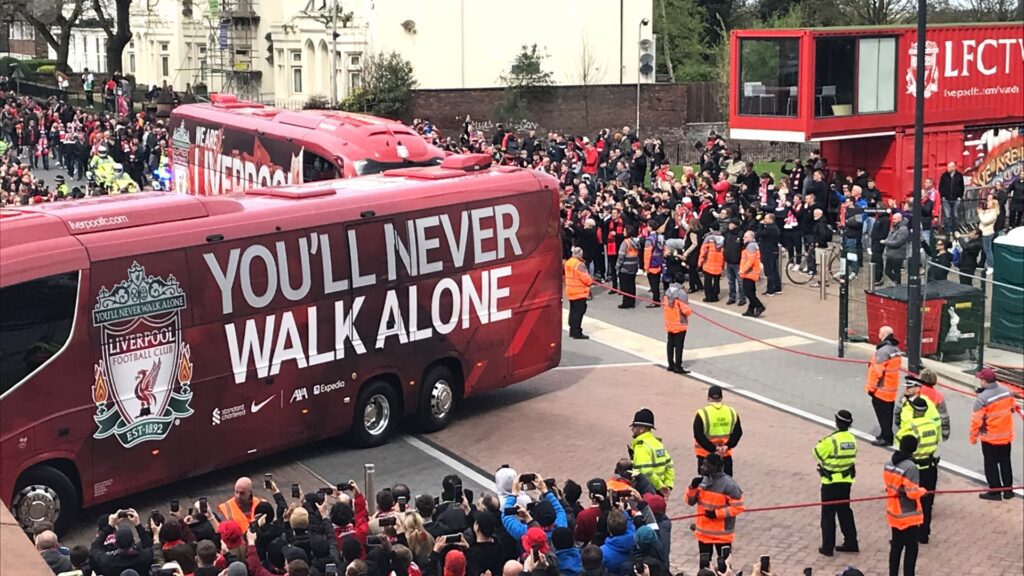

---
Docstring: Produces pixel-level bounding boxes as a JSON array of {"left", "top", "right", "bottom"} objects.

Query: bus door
[{"left": 88, "top": 253, "right": 195, "bottom": 500}]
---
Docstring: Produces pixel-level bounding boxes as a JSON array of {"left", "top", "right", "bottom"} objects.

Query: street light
[{"left": 636, "top": 18, "right": 649, "bottom": 134}]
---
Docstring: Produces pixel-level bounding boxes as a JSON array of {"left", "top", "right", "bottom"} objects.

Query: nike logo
[{"left": 251, "top": 395, "right": 276, "bottom": 413}]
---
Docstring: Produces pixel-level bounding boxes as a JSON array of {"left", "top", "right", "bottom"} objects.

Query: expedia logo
[{"left": 314, "top": 380, "right": 345, "bottom": 396}]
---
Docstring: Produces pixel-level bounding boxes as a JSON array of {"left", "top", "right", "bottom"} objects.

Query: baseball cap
[{"left": 976, "top": 368, "right": 997, "bottom": 383}]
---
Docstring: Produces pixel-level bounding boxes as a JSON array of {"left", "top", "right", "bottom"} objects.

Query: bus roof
[{"left": 0, "top": 158, "right": 556, "bottom": 287}]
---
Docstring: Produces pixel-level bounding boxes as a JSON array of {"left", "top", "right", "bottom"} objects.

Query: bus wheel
[
  {"left": 415, "top": 365, "right": 458, "bottom": 432},
  {"left": 351, "top": 380, "right": 398, "bottom": 447},
  {"left": 12, "top": 466, "right": 78, "bottom": 536}
]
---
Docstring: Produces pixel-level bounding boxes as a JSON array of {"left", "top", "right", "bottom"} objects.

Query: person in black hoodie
[
  {"left": 842, "top": 197, "right": 864, "bottom": 278},
  {"left": 479, "top": 495, "right": 518, "bottom": 564},
  {"left": 466, "top": 512, "right": 504, "bottom": 576},
  {"left": 870, "top": 211, "right": 890, "bottom": 286},
  {"left": 90, "top": 512, "right": 154, "bottom": 576},
  {"left": 957, "top": 229, "right": 983, "bottom": 286},
  {"left": 756, "top": 213, "right": 781, "bottom": 295},
  {"left": 578, "top": 545, "right": 609, "bottom": 576},
  {"left": 723, "top": 219, "right": 745, "bottom": 306}
]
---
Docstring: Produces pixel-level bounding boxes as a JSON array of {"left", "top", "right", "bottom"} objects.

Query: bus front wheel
[
  {"left": 350, "top": 380, "right": 399, "bottom": 447},
  {"left": 12, "top": 465, "right": 79, "bottom": 536},
  {"left": 415, "top": 365, "right": 458, "bottom": 432}
]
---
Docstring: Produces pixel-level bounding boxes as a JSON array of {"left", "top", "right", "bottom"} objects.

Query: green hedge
[
  {"left": 21, "top": 59, "right": 58, "bottom": 71},
  {"left": 36, "top": 65, "right": 57, "bottom": 74}
]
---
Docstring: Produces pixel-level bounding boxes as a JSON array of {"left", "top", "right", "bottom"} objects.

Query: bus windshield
[{"left": 355, "top": 157, "right": 444, "bottom": 176}]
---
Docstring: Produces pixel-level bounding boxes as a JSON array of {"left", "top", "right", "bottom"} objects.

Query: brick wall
[{"left": 404, "top": 83, "right": 726, "bottom": 164}]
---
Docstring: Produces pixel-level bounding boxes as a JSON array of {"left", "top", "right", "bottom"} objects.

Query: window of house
[
  {"left": 199, "top": 58, "right": 207, "bottom": 81},
  {"left": 161, "top": 42, "right": 169, "bottom": 52},
  {"left": 349, "top": 71, "right": 362, "bottom": 91},
  {"left": 349, "top": 53, "right": 361, "bottom": 67},
  {"left": 292, "top": 67, "right": 303, "bottom": 93},
  {"left": 738, "top": 38, "right": 799, "bottom": 117},
  {"left": 0, "top": 272, "right": 78, "bottom": 394},
  {"left": 162, "top": 55, "right": 170, "bottom": 77},
  {"left": 858, "top": 37, "right": 896, "bottom": 114},
  {"left": 129, "top": 53, "right": 136, "bottom": 74},
  {"left": 291, "top": 50, "right": 301, "bottom": 63}
]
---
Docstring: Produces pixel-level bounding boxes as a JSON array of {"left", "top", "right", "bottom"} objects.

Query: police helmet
[
  {"left": 113, "top": 163, "right": 124, "bottom": 175},
  {"left": 98, "top": 145, "right": 109, "bottom": 156}
]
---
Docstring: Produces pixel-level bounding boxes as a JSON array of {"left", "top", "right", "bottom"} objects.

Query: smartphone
[
  {"left": 503, "top": 507, "right": 518, "bottom": 516},
  {"left": 544, "top": 478, "right": 556, "bottom": 489},
  {"left": 149, "top": 510, "right": 163, "bottom": 526},
  {"left": 187, "top": 507, "right": 194, "bottom": 517},
  {"left": 326, "top": 564, "right": 338, "bottom": 576},
  {"left": 526, "top": 501, "right": 538, "bottom": 513},
  {"left": 169, "top": 499, "right": 179, "bottom": 514},
  {"left": 452, "top": 483, "right": 463, "bottom": 501},
  {"left": 634, "top": 562, "right": 645, "bottom": 575},
  {"left": 398, "top": 496, "right": 407, "bottom": 512},
  {"left": 463, "top": 489, "right": 474, "bottom": 503},
  {"left": 264, "top": 473, "right": 273, "bottom": 490},
  {"left": 760, "top": 555, "right": 770, "bottom": 574},
  {"left": 519, "top": 473, "right": 537, "bottom": 484},
  {"left": 291, "top": 483, "right": 301, "bottom": 498},
  {"left": 615, "top": 489, "right": 632, "bottom": 499},
  {"left": 117, "top": 509, "right": 129, "bottom": 519},
  {"left": 150, "top": 565, "right": 162, "bottom": 576},
  {"left": 445, "top": 533, "right": 462, "bottom": 544},
  {"left": 198, "top": 497, "right": 208, "bottom": 515},
  {"left": 366, "top": 535, "right": 383, "bottom": 549},
  {"left": 531, "top": 543, "right": 540, "bottom": 562},
  {"left": 699, "top": 553, "right": 711, "bottom": 570},
  {"left": 379, "top": 516, "right": 397, "bottom": 527}
]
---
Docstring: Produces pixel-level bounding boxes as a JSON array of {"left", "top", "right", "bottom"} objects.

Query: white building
[{"left": 54, "top": 0, "right": 653, "bottom": 108}]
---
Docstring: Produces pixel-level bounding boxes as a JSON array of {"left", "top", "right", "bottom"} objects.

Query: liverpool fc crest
[{"left": 91, "top": 262, "right": 194, "bottom": 447}]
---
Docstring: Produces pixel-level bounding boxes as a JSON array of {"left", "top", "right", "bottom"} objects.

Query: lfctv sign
[{"left": 941, "top": 38, "right": 1023, "bottom": 77}]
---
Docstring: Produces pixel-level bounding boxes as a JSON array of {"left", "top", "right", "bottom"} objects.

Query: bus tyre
[
  {"left": 12, "top": 466, "right": 78, "bottom": 536},
  {"left": 351, "top": 380, "right": 398, "bottom": 447},
  {"left": 416, "top": 365, "right": 457, "bottom": 432}
]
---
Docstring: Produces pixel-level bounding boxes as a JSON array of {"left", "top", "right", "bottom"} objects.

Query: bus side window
[
  {"left": 0, "top": 272, "right": 79, "bottom": 394},
  {"left": 304, "top": 151, "right": 338, "bottom": 183}
]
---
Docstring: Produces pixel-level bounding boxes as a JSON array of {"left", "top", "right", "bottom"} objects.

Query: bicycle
[{"left": 784, "top": 243, "right": 841, "bottom": 285}]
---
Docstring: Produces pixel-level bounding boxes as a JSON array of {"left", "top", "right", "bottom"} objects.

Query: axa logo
[{"left": 290, "top": 387, "right": 309, "bottom": 403}]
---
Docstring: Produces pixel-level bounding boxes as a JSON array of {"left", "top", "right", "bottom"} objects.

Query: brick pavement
[{"left": 428, "top": 365, "right": 1024, "bottom": 575}]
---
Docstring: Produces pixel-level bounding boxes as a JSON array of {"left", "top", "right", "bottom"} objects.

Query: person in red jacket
[
  {"left": 331, "top": 480, "right": 370, "bottom": 556},
  {"left": 582, "top": 138, "right": 599, "bottom": 177}
]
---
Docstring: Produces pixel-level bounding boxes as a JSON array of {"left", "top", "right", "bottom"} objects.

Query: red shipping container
[{"left": 865, "top": 294, "right": 945, "bottom": 356}]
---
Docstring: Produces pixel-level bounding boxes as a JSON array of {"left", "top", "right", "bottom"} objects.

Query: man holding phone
[
  {"left": 685, "top": 453, "right": 744, "bottom": 563},
  {"left": 500, "top": 473, "right": 568, "bottom": 543},
  {"left": 217, "top": 476, "right": 265, "bottom": 534}
]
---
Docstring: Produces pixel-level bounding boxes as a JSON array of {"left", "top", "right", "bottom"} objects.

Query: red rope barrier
[
  {"left": 665, "top": 485, "right": 1023, "bottom": 522},
  {"left": 592, "top": 279, "right": 1024, "bottom": 413}
]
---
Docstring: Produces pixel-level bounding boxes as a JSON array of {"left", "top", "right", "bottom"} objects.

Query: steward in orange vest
[
  {"left": 970, "top": 368, "right": 1020, "bottom": 500},
  {"left": 218, "top": 477, "right": 265, "bottom": 533},
  {"left": 867, "top": 326, "right": 902, "bottom": 447},
  {"left": 698, "top": 225, "right": 725, "bottom": 303},
  {"left": 565, "top": 246, "right": 594, "bottom": 340},
  {"left": 885, "top": 435, "right": 926, "bottom": 576},
  {"left": 739, "top": 232, "right": 764, "bottom": 318},
  {"left": 662, "top": 273, "right": 693, "bottom": 374},
  {"left": 685, "top": 453, "right": 744, "bottom": 561},
  {"left": 616, "top": 229, "right": 641, "bottom": 309}
]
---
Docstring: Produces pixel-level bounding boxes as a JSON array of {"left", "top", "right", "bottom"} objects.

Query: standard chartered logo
[{"left": 211, "top": 407, "right": 221, "bottom": 425}]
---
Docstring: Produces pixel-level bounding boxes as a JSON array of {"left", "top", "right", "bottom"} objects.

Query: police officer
[
  {"left": 89, "top": 144, "right": 115, "bottom": 187},
  {"left": 896, "top": 396, "right": 941, "bottom": 544},
  {"left": 693, "top": 386, "right": 742, "bottom": 477},
  {"left": 629, "top": 408, "right": 674, "bottom": 498},
  {"left": 814, "top": 410, "right": 859, "bottom": 556},
  {"left": 54, "top": 174, "right": 69, "bottom": 198},
  {"left": 110, "top": 163, "right": 139, "bottom": 194}
]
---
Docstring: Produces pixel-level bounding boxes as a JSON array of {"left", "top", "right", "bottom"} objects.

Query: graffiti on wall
[
  {"left": 463, "top": 118, "right": 540, "bottom": 135},
  {"left": 963, "top": 125, "right": 1023, "bottom": 187}
]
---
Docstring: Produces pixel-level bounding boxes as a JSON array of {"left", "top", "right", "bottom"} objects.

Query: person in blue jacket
[
  {"left": 599, "top": 509, "right": 635, "bottom": 576},
  {"left": 501, "top": 473, "right": 568, "bottom": 545},
  {"left": 552, "top": 527, "right": 582, "bottom": 576}
]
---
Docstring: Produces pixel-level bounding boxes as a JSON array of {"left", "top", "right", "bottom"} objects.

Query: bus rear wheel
[
  {"left": 12, "top": 466, "right": 78, "bottom": 536},
  {"left": 415, "top": 365, "right": 458, "bottom": 432},
  {"left": 350, "top": 380, "right": 398, "bottom": 447}
]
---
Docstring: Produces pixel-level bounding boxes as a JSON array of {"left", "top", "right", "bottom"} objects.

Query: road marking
[
  {"left": 569, "top": 310, "right": 1010, "bottom": 490},
  {"left": 554, "top": 361, "right": 654, "bottom": 370},
  {"left": 404, "top": 436, "right": 498, "bottom": 492},
  {"left": 563, "top": 310, "right": 812, "bottom": 360}
]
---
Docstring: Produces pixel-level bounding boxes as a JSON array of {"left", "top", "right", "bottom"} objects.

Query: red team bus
[
  {"left": 168, "top": 94, "right": 446, "bottom": 196},
  {"left": 0, "top": 154, "right": 562, "bottom": 533}
]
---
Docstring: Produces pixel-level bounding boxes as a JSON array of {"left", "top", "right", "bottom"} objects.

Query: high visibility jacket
[
  {"left": 643, "top": 232, "right": 664, "bottom": 274},
  {"left": 739, "top": 241, "right": 761, "bottom": 281},
  {"left": 617, "top": 238, "right": 640, "bottom": 275},
  {"left": 662, "top": 285, "right": 692, "bottom": 334},
  {"left": 970, "top": 382, "right": 1018, "bottom": 446},
  {"left": 894, "top": 394, "right": 940, "bottom": 433},
  {"left": 218, "top": 496, "right": 263, "bottom": 534},
  {"left": 813, "top": 430, "right": 857, "bottom": 485},
  {"left": 919, "top": 385, "right": 951, "bottom": 440},
  {"left": 694, "top": 403, "right": 738, "bottom": 457},
  {"left": 685, "top": 472, "right": 744, "bottom": 544},
  {"left": 630, "top": 431, "right": 675, "bottom": 491},
  {"left": 883, "top": 458, "right": 925, "bottom": 530},
  {"left": 865, "top": 337, "right": 901, "bottom": 402},
  {"left": 698, "top": 233, "right": 725, "bottom": 275},
  {"left": 110, "top": 175, "right": 139, "bottom": 194},
  {"left": 90, "top": 155, "right": 115, "bottom": 184},
  {"left": 564, "top": 256, "right": 593, "bottom": 300},
  {"left": 897, "top": 414, "right": 940, "bottom": 466}
]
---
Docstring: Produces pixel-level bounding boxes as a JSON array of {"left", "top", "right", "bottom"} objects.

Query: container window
[
  {"left": 0, "top": 272, "right": 78, "bottom": 395},
  {"left": 814, "top": 38, "right": 856, "bottom": 117},
  {"left": 738, "top": 38, "right": 799, "bottom": 117},
  {"left": 858, "top": 37, "right": 896, "bottom": 114}
]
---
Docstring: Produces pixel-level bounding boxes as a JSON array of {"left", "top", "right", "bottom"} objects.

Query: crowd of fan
[
  {"left": 33, "top": 467, "right": 868, "bottom": 576},
  {"left": 0, "top": 90, "right": 170, "bottom": 205}
]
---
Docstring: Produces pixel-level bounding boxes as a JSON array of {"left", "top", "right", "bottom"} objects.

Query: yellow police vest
[
  {"left": 813, "top": 430, "right": 857, "bottom": 484},
  {"left": 898, "top": 395, "right": 940, "bottom": 429},
  {"left": 630, "top": 430, "right": 675, "bottom": 491},
  {"left": 897, "top": 415, "right": 940, "bottom": 465}
]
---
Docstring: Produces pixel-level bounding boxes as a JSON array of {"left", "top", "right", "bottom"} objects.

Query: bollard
[
  {"left": 819, "top": 249, "right": 827, "bottom": 301},
  {"left": 976, "top": 268, "right": 987, "bottom": 371},
  {"left": 364, "top": 463, "right": 376, "bottom": 515}
]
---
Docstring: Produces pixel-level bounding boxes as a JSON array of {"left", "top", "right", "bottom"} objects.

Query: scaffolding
[{"left": 205, "top": 0, "right": 261, "bottom": 100}]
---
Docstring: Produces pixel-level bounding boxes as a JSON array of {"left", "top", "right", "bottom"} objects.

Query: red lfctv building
[{"left": 729, "top": 22, "right": 1024, "bottom": 196}]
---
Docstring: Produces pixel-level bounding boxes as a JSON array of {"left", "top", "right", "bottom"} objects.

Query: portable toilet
[{"left": 990, "top": 227, "right": 1024, "bottom": 352}]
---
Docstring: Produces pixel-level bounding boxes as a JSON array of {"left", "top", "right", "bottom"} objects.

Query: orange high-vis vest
[
  {"left": 564, "top": 256, "right": 593, "bottom": 301},
  {"left": 865, "top": 340, "right": 901, "bottom": 402},
  {"left": 218, "top": 497, "right": 262, "bottom": 533},
  {"left": 685, "top": 476, "right": 744, "bottom": 544},
  {"left": 739, "top": 242, "right": 761, "bottom": 281},
  {"left": 883, "top": 459, "right": 925, "bottom": 529},
  {"left": 662, "top": 292, "right": 693, "bottom": 334},
  {"left": 643, "top": 243, "right": 662, "bottom": 274},
  {"left": 970, "top": 383, "right": 1018, "bottom": 445},
  {"left": 699, "top": 238, "right": 725, "bottom": 276}
]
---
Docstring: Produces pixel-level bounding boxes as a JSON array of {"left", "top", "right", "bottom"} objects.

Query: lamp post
[
  {"left": 331, "top": 0, "right": 340, "bottom": 107},
  {"left": 636, "top": 17, "right": 649, "bottom": 134},
  {"left": 907, "top": 0, "right": 927, "bottom": 373}
]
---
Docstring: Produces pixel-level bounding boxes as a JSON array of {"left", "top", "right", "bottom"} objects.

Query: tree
[
  {"left": 576, "top": 37, "right": 601, "bottom": 126},
  {"left": 655, "top": 0, "right": 715, "bottom": 81},
  {"left": 842, "top": 0, "right": 914, "bottom": 24},
  {"left": 340, "top": 51, "right": 417, "bottom": 118},
  {"left": 495, "top": 44, "right": 553, "bottom": 124},
  {"left": 93, "top": 0, "right": 132, "bottom": 76},
  {"left": 5, "top": 0, "right": 87, "bottom": 73}
]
